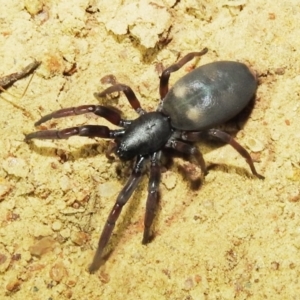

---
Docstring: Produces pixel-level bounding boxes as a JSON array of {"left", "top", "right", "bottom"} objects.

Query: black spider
[{"left": 25, "top": 48, "right": 263, "bottom": 273}]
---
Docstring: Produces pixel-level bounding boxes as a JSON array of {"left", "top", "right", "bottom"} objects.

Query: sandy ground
[{"left": 0, "top": 0, "right": 300, "bottom": 299}]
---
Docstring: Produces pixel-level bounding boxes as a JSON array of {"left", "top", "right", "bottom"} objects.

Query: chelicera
[{"left": 25, "top": 48, "right": 264, "bottom": 273}]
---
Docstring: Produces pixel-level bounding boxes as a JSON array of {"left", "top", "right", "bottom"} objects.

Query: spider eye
[{"left": 116, "top": 142, "right": 134, "bottom": 160}]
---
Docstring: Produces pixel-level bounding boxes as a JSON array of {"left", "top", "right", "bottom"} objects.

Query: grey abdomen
[{"left": 162, "top": 61, "right": 257, "bottom": 131}]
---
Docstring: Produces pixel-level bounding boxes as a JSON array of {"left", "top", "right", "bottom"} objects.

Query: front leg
[
  {"left": 24, "top": 125, "right": 125, "bottom": 141},
  {"left": 142, "top": 151, "right": 162, "bottom": 244},
  {"left": 89, "top": 155, "right": 146, "bottom": 273},
  {"left": 34, "top": 105, "right": 131, "bottom": 127}
]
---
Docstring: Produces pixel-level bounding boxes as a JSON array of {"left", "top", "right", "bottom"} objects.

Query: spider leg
[
  {"left": 165, "top": 139, "right": 207, "bottom": 176},
  {"left": 94, "top": 84, "right": 145, "bottom": 115},
  {"left": 24, "top": 125, "right": 125, "bottom": 141},
  {"left": 182, "top": 129, "right": 264, "bottom": 179},
  {"left": 207, "top": 129, "right": 264, "bottom": 179},
  {"left": 159, "top": 47, "right": 208, "bottom": 99},
  {"left": 34, "top": 105, "right": 131, "bottom": 127},
  {"left": 89, "top": 155, "right": 146, "bottom": 273},
  {"left": 142, "top": 151, "right": 162, "bottom": 244}
]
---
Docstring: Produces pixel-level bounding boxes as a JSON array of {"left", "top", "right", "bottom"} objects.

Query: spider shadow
[
  {"left": 25, "top": 139, "right": 109, "bottom": 162},
  {"left": 109, "top": 26, "right": 172, "bottom": 65}
]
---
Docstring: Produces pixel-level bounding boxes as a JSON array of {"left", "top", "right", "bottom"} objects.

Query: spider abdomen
[
  {"left": 116, "top": 112, "right": 172, "bottom": 160},
  {"left": 162, "top": 61, "right": 257, "bottom": 130}
]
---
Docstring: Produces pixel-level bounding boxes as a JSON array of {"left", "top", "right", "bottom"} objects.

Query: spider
[{"left": 25, "top": 48, "right": 263, "bottom": 273}]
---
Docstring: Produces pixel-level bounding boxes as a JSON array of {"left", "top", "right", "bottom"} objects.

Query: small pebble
[
  {"left": 50, "top": 262, "right": 67, "bottom": 282},
  {"left": 29, "top": 237, "right": 56, "bottom": 257},
  {"left": 24, "top": 0, "right": 43, "bottom": 15},
  {"left": 246, "top": 137, "right": 265, "bottom": 152},
  {"left": 52, "top": 220, "right": 63, "bottom": 231}
]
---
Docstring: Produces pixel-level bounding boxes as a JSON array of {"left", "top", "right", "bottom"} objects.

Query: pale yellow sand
[{"left": 0, "top": 1, "right": 299, "bottom": 299}]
